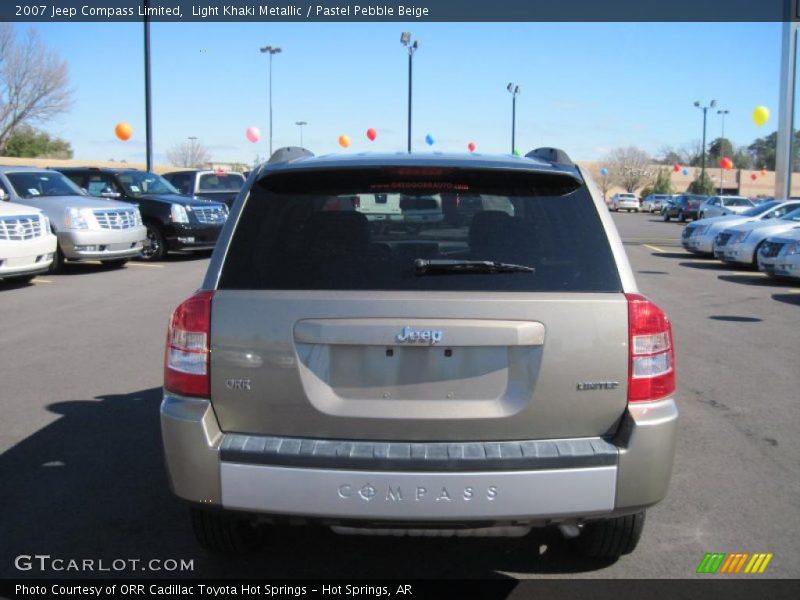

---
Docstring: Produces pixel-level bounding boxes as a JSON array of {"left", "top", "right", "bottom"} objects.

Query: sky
[{"left": 18, "top": 21, "right": 783, "bottom": 164}]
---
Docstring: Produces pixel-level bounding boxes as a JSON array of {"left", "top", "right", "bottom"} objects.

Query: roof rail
[
  {"left": 268, "top": 146, "right": 314, "bottom": 164},
  {"left": 525, "top": 147, "right": 574, "bottom": 166}
]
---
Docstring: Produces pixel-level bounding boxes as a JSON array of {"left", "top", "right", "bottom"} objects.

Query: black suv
[
  {"left": 162, "top": 169, "right": 245, "bottom": 207},
  {"left": 56, "top": 168, "right": 228, "bottom": 260},
  {"left": 661, "top": 194, "right": 706, "bottom": 223}
]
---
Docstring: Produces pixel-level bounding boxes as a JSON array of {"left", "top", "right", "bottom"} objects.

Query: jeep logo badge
[{"left": 396, "top": 326, "right": 443, "bottom": 345}]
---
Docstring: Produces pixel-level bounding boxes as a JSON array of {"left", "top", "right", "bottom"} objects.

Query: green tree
[
  {"left": 688, "top": 171, "right": 714, "bottom": 195},
  {"left": 4, "top": 124, "right": 72, "bottom": 158},
  {"left": 652, "top": 168, "right": 673, "bottom": 195}
]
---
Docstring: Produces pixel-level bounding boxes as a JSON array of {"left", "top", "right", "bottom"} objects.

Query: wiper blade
[{"left": 414, "top": 258, "right": 535, "bottom": 275}]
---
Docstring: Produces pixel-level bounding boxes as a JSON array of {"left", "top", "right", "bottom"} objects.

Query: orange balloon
[
  {"left": 338, "top": 134, "right": 350, "bottom": 148},
  {"left": 115, "top": 122, "right": 132, "bottom": 141},
  {"left": 760, "top": 169, "right": 767, "bottom": 177}
]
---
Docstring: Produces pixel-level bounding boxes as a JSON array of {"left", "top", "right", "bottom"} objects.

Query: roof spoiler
[
  {"left": 525, "top": 147, "right": 574, "bottom": 166},
  {"left": 268, "top": 146, "right": 314, "bottom": 164}
]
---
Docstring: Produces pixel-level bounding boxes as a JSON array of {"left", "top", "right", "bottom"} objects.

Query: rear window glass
[
  {"left": 199, "top": 173, "right": 245, "bottom": 192},
  {"left": 218, "top": 167, "right": 621, "bottom": 292}
]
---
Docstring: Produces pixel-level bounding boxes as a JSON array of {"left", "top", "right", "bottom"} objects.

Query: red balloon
[
  {"left": 672, "top": 164, "right": 680, "bottom": 172},
  {"left": 750, "top": 173, "right": 758, "bottom": 180},
  {"left": 366, "top": 128, "right": 377, "bottom": 141},
  {"left": 720, "top": 157, "right": 733, "bottom": 171},
  {"left": 467, "top": 142, "right": 476, "bottom": 152}
]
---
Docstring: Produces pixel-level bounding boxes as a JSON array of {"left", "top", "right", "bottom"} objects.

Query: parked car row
[
  {"left": 681, "top": 199, "right": 800, "bottom": 280},
  {"left": 0, "top": 166, "right": 239, "bottom": 283},
  {"left": 612, "top": 193, "right": 765, "bottom": 223}
]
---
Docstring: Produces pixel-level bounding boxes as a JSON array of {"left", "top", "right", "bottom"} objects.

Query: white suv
[{"left": 0, "top": 186, "right": 57, "bottom": 284}]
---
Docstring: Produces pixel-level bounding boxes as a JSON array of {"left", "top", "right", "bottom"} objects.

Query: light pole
[
  {"left": 717, "top": 109, "right": 730, "bottom": 194},
  {"left": 694, "top": 99, "right": 717, "bottom": 188},
  {"left": 187, "top": 136, "right": 198, "bottom": 167},
  {"left": 400, "top": 32, "right": 419, "bottom": 153},
  {"left": 259, "top": 45, "right": 282, "bottom": 156},
  {"left": 143, "top": 3, "right": 153, "bottom": 172},
  {"left": 507, "top": 83, "right": 520, "bottom": 154},
  {"left": 295, "top": 121, "right": 307, "bottom": 147}
]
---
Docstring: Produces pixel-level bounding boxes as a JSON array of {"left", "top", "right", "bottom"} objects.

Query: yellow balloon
[
  {"left": 752, "top": 106, "right": 770, "bottom": 127},
  {"left": 338, "top": 134, "right": 350, "bottom": 148}
]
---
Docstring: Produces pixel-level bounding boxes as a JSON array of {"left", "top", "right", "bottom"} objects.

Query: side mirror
[{"left": 0, "top": 188, "right": 7, "bottom": 201}]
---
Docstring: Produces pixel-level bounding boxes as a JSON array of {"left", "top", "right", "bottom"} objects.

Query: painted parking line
[
  {"left": 787, "top": 289, "right": 800, "bottom": 293},
  {"left": 128, "top": 262, "right": 164, "bottom": 269},
  {"left": 643, "top": 244, "right": 668, "bottom": 253},
  {"left": 731, "top": 271, "right": 766, "bottom": 276},
  {"left": 31, "top": 278, "right": 53, "bottom": 284}
]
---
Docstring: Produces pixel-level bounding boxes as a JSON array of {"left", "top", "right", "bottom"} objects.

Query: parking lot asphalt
[{"left": 0, "top": 214, "right": 798, "bottom": 579}]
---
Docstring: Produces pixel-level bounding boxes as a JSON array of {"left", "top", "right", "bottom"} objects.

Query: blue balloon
[
  {"left": 425, "top": 133, "right": 434, "bottom": 146},
  {"left": 600, "top": 167, "right": 609, "bottom": 177},
  {"left": 682, "top": 168, "right": 689, "bottom": 176}
]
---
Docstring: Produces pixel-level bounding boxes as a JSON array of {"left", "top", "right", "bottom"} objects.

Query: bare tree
[
  {"left": 166, "top": 138, "right": 211, "bottom": 167},
  {"left": 0, "top": 24, "right": 73, "bottom": 154},
  {"left": 604, "top": 146, "right": 653, "bottom": 192}
]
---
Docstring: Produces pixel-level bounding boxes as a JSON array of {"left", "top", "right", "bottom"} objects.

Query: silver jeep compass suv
[{"left": 160, "top": 147, "right": 678, "bottom": 559}]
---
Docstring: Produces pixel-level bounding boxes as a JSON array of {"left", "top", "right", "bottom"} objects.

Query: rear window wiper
[{"left": 414, "top": 259, "right": 535, "bottom": 275}]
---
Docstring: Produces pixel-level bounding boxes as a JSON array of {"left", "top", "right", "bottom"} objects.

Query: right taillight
[
  {"left": 625, "top": 293, "right": 676, "bottom": 402},
  {"left": 164, "top": 290, "right": 213, "bottom": 398}
]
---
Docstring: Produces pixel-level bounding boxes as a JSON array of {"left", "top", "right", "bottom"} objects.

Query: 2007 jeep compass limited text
[{"left": 160, "top": 147, "right": 678, "bottom": 559}]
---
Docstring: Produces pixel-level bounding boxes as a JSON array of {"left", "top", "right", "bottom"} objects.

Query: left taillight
[
  {"left": 164, "top": 290, "right": 213, "bottom": 398},
  {"left": 626, "top": 293, "right": 676, "bottom": 403}
]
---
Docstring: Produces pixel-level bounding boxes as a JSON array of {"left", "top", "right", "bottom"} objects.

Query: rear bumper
[{"left": 160, "top": 394, "right": 677, "bottom": 523}]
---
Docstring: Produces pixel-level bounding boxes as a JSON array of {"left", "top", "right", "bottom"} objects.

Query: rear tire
[
  {"left": 662, "top": 212, "right": 670, "bottom": 222},
  {"left": 678, "top": 210, "right": 686, "bottom": 223},
  {"left": 190, "top": 508, "right": 260, "bottom": 555},
  {"left": 572, "top": 511, "right": 646, "bottom": 559}
]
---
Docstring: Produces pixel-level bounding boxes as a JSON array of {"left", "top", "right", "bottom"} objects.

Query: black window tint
[{"left": 218, "top": 168, "right": 621, "bottom": 293}]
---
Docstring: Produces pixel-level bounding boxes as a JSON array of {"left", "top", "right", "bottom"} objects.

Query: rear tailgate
[{"left": 209, "top": 164, "right": 629, "bottom": 441}]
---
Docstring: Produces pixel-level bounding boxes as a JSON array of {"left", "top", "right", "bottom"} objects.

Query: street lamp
[
  {"left": 717, "top": 109, "right": 730, "bottom": 194},
  {"left": 507, "top": 83, "right": 521, "bottom": 154},
  {"left": 187, "top": 136, "right": 198, "bottom": 167},
  {"left": 295, "top": 121, "right": 307, "bottom": 147},
  {"left": 694, "top": 99, "right": 717, "bottom": 187},
  {"left": 400, "top": 32, "right": 419, "bottom": 153},
  {"left": 259, "top": 45, "right": 282, "bottom": 156}
]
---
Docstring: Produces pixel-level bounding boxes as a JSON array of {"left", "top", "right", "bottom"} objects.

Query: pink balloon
[
  {"left": 467, "top": 142, "right": 476, "bottom": 152},
  {"left": 245, "top": 127, "right": 261, "bottom": 143}
]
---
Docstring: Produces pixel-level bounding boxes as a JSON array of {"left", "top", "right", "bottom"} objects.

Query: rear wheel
[
  {"left": 572, "top": 511, "right": 646, "bottom": 559},
  {"left": 190, "top": 508, "right": 261, "bottom": 555},
  {"left": 678, "top": 210, "right": 686, "bottom": 223},
  {"left": 662, "top": 212, "right": 670, "bottom": 222}
]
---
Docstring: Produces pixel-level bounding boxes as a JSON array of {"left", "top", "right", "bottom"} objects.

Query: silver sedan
[
  {"left": 682, "top": 200, "right": 800, "bottom": 255},
  {"left": 758, "top": 228, "right": 800, "bottom": 279},
  {"left": 714, "top": 207, "right": 800, "bottom": 266}
]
